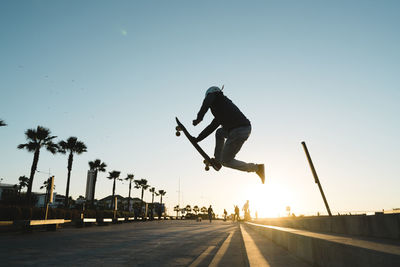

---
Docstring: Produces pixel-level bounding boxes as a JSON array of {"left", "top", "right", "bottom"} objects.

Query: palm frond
[
  {"left": 107, "top": 170, "right": 121, "bottom": 180},
  {"left": 46, "top": 142, "right": 59, "bottom": 154},
  {"left": 35, "top": 126, "right": 52, "bottom": 140},
  {"left": 125, "top": 174, "right": 134, "bottom": 181},
  {"left": 25, "top": 128, "right": 38, "bottom": 142}
]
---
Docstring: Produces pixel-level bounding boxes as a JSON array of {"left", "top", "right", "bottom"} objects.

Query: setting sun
[{"left": 241, "top": 181, "right": 294, "bottom": 218}]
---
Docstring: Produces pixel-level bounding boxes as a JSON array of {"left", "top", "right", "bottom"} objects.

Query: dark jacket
[{"left": 196, "top": 92, "right": 250, "bottom": 142}]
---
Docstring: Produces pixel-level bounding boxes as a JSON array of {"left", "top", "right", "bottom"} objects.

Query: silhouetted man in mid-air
[{"left": 193, "top": 86, "right": 265, "bottom": 184}]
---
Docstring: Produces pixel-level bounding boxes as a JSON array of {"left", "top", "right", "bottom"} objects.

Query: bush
[
  {"left": 54, "top": 208, "right": 66, "bottom": 219},
  {"left": 64, "top": 209, "right": 72, "bottom": 220},
  {"left": 32, "top": 207, "right": 45, "bottom": 219},
  {"left": 96, "top": 210, "right": 104, "bottom": 219},
  {"left": 20, "top": 206, "right": 32, "bottom": 220},
  {"left": 84, "top": 209, "right": 96, "bottom": 218},
  {"left": 70, "top": 209, "right": 81, "bottom": 220},
  {"left": 103, "top": 210, "right": 114, "bottom": 218},
  {"left": 0, "top": 205, "right": 16, "bottom": 220}
]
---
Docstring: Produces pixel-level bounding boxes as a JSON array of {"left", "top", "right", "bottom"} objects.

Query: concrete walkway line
[
  {"left": 240, "top": 224, "right": 270, "bottom": 267},
  {"left": 189, "top": 245, "right": 216, "bottom": 267},
  {"left": 209, "top": 231, "right": 234, "bottom": 267}
]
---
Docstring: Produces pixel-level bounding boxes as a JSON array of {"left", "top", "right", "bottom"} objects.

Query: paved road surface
[{"left": 0, "top": 220, "right": 310, "bottom": 266}]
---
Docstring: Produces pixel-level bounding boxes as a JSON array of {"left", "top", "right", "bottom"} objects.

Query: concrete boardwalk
[{"left": 0, "top": 220, "right": 309, "bottom": 266}]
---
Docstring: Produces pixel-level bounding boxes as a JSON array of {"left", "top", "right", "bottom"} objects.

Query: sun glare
[{"left": 241, "top": 180, "right": 293, "bottom": 218}]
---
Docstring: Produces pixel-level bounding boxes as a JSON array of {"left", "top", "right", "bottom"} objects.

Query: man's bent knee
[{"left": 215, "top": 128, "right": 226, "bottom": 139}]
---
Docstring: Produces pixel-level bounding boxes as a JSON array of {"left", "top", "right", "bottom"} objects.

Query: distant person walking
[
  {"left": 243, "top": 200, "right": 250, "bottom": 221},
  {"left": 192, "top": 86, "right": 265, "bottom": 184},
  {"left": 234, "top": 205, "right": 240, "bottom": 222},
  {"left": 208, "top": 205, "right": 213, "bottom": 223},
  {"left": 223, "top": 209, "right": 228, "bottom": 221}
]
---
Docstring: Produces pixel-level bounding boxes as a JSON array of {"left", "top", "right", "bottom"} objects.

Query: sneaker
[
  {"left": 210, "top": 158, "right": 222, "bottom": 170},
  {"left": 256, "top": 164, "right": 265, "bottom": 184}
]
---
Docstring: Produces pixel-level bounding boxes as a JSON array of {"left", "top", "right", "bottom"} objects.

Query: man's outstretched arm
[
  {"left": 195, "top": 119, "right": 220, "bottom": 142},
  {"left": 193, "top": 93, "right": 217, "bottom": 126}
]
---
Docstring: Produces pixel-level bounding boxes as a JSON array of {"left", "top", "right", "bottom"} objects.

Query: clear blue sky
[{"left": 1, "top": 0, "right": 399, "bottom": 217}]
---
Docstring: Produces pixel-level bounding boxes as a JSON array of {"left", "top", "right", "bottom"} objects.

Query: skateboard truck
[
  {"left": 203, "top": 159, "right": 210, "bottom": 171},
  {"left": 175, "top": 126, "right": 181, "bottom": 136}
]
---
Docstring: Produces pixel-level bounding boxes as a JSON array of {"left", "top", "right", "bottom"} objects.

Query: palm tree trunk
[
  {"left": 65, "top": 152, "right": 74, "bottom": 207},
  {"left": 128, "top": 180, "right": 132, "bottom": 212},
  {"left": 91, "top": 170, "right": 98, "bottom": 206},
  {"left": 140, "top": 188, "right": 144, "bottom": 215},
  {"left": 27, "top": 148, "right": 40, "bottom": 203},
  {"left": 112, "top": 178, "right": 116, "bottom": 210},
  {"left": 159, "top": 195, "right": 163, "bottom": 220},
  {"left": 151, "top": 192, "right": 154, "bottom": 219}
]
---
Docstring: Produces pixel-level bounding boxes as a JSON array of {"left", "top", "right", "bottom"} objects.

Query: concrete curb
[{"left": 246, "top": 222, "right": 400, "bottom": 267}]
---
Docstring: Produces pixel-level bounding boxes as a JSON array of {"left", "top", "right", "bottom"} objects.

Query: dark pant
[{"left": 214, "top": 126, "right": 258, "bottom": 172}]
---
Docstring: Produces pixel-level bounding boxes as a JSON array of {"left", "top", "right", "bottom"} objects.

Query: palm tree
[
  {"left": 149, "top": 187, "right": 156, "bottom": 219},
  {"left": 185, "top": 204, "right": 192, "bottom": 213},
  {"left": 149, "top": 187, "right": 156, "bottom": 204},
  {"left": 107, "top": 170, "right": 121, "bottom": 210},
  {"left": 0, "top": 119, "right": 7, "bottom": 127},
  {"left": 58, "top": 137, "right": 87, "bottom": 207},
  {"left": 193, "top": 205, "right": 200, "bottom": 215},
  {"left": 174, "top": 205, "right": 180, "bottom": 217},
  {"left": 18, "top": 175, "right": 29, "bottom": 194},
  {"left": 88, "top": 159, "right": 107, "bottom": 203},
  {"left": 124, "top": 174, "right": 134, "bottom": 211},
  {"left": 157, "top": 190, "right": 166, "bottom": 219},
  {"left": 201, "top": 206, "right": 207, "bottom": 214},
  {"left": 134, "top": 179, "right": 150, "bottom": 216},
  {"left": 17, "top": 126, "right": 58, "bottom": 202}
]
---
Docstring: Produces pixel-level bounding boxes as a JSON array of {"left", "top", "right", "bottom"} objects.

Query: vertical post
[
  {"left": 45, "top": 176, "right": 55, "bottom": 220},
  {"left": 301, "top": 141, "right": 332, "bottom": 216},
  {"left": 113, "top": 196, "right": 117, "bottom": 221}
]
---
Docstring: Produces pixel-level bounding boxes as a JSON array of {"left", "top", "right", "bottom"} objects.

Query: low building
[
  {"left": 98, "top": 195, "right": 142, "bottom": 211},
  {"left": 0, "top": 183, "right": 18, "bottom": 200}
]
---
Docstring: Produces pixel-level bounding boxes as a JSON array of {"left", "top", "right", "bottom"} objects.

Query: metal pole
[{"left": 301, "top": 141, "right": 332, "bottom": 216}]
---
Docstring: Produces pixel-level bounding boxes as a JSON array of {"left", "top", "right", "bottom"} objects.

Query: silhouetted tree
[
  {"left": 134, "top": 179, "right": 150, "bottom": 216},
  {"left": 18, "top": 175, "right": 29, "bottom": 194},
  {"left": 124, "top": 174, "right": 134, "bottom": 211},
  {"left": 58, "top": 137, "right": 87, "bottom": 207},
  {"left": 185, "top": 204, "right": 192, "bottom": 213},
  {"left": 174, "top": 205, "right": 180, "bottom": 217},
  {"left": 88, "top": 159, "right": 107, "bottom": 203},
  {"left": 201, "top": 206, "right": 207, "bottom": 214},
  {"left": 17, "top": 126, "right": 58, "bottom": 202},
  {"left": 193, "top": 205, "right": 199, "bottom": 215},
  {"left": 149, "top": 187, "right": 156, "bottom": 219},
  {"left": 157, "top": 189, "right": 166, "bottom": 219},
  {"left": 107, "top": 170, "right": 121, "bottom": 210}
]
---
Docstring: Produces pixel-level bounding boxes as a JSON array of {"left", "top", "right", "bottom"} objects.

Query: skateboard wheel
[
  {"left": 176, "top": 131, "right": 180, "bottom": 136},
  {"left": 176, "top": 126, "right": 181, "bottom": 131},
  {"left": 203, "top": 159, "right": 207, "bottom": 164},
  {"left": 205, "top": 166, "right": 210, "bottom": 171}
]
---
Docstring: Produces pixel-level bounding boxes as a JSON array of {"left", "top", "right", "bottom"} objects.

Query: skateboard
[{"left": 175, "top": 117, "right": 222, "bottom": 171}]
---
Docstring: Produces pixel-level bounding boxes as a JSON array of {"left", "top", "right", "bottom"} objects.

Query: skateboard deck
[{"left": 175, "top": 117, "right": 221, "bottom": 171}]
